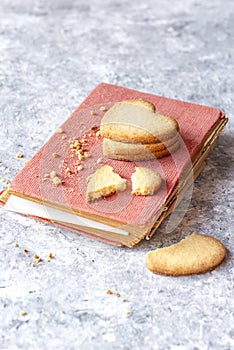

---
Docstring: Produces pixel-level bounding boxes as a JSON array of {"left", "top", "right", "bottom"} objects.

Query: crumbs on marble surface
[
  {"left": 19, "top": 310, "right": 27, "bottom": 316},
  {"left": 105, "top": 290, "right": 124, "bottom": 300},
  {"left": 16, "top": 152, "right": 24, "bottom": 158},
  {"left": 13, "top": 243, "right": 55, "bottom": 267}
]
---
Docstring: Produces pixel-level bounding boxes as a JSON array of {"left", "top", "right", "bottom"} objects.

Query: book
[{"left": 0, "top": 83, "right": 228, "bottom": 247}]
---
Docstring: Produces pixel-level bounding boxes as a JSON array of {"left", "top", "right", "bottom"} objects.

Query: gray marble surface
[{"left": 0, "top": 1, "right": 234, "bottom": 349}]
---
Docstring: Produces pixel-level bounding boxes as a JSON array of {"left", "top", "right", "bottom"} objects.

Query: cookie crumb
[
  {"left": 16, "top": 153, "right": 23, "bottom": 158},
  {"left": 52, "top": 152, "right": 59, "bottom": 158},
  {"left": 84, "top": 152, "right": 90, "bottom": 158},
  {"left": 1, "top": 178, "right": 7, "bottom": 183},
  {"left": 91, "top": 125, "right": 99, "bottom": 132},
  {"left": 33, "top": 254, "right": 39, "bottom": 259},
  {"left": 56, "top": 128, "right": 63, "bottom": 134},
  {"left": 96, "top": 158, "right": 102, "bottom": 164},
  {"left": 115, "top": 292, "right": 120, "bottom": 298},
  {"left": 19, "top": 310, "right": 27, "bottom": 316},
  {"left": 13, "top": 242, "right": 19, "bottom": 248},
  {"left": 52, "top": 176, "right": 62, "bottom": 186},
  {"left": 225, "top": 236, "right": 229, "bottom": 241},
  {"left": 78, "top": 154, "right": 84, "bottom": 161},
  {"left": 125, "top": 310, "right": 130, "bottom": 316},
  {"left": 121, "top": 298, "right": 125, "bottom": 302},
  {"left": 23, "top": 249, "right": 29, "bottom": 255},
  {"left": 24, "top": 160, "right": 30, "bottom": 166},
  {"left": 77, "top": 165, "right": 83, "bottom": 171},
  {"left": 30, "top": 263, "right": 35, "bottom": 267},
  {"left": 100, "top": 106, "right": 107, "bottom": 111},
  {"left": 35, "top": 258, "right": 42, "bottom": 264},
  {"left": 60, "top": 310, "right": 65, "bottom": 314},
  {"left": 90, "top": 110, "right": 96, "bottom": 116},
  {"left": 106, "top": 289, "right": 112, "bottom": 295},
  {"left": 50, "top": 171, "right": 57, "bottom": 178},
  {"left": 48, "top": 252, "right": 54, "bottom": 259}
]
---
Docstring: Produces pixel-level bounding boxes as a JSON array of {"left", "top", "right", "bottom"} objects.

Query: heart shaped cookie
[{"left": 100, "top": 99, "right": 179, "bottom": 144}]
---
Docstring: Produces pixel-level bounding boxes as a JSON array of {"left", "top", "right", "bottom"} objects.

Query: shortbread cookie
[
  {"left": 103, "top": 132, "right": 179, "bottom": 153},
  {"left": 122, "top": 99, "right": 155, "bottom": 112},
  {"left": 103, "top": 138, "right": 180, "bottom": 161},
  {"left": 86, "top": 165, "right": 126, "bottom": 202},
  {"left": 100, "top": 100, "right": 179, "bottom": 144},
  {"left": 131, "top": 167, "right": 162, "bottom": 195},
  {"left": 146, "top": 233, "right": 226, "bottom": 276}
]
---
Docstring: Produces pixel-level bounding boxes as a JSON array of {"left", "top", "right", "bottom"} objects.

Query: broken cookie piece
[
  {"left": 86, "top": 165, "right": 126, "bottom": 202},
  {"left": 131, "top": 166, "right": 162, "bottom": 195}
]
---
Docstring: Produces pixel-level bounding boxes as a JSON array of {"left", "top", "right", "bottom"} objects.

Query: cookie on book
[
  {"left": 86, "top": 165, "right": 126, "bottom": 202},
  {"left": 131, "top": 166, "right": 162, "bottom": 195},
  {"left": 122, "top": 99, "right": 155, "bottom": 112},
  {"left": 100, "top": 99, "right": 179, "bottom": 144},
  {"left": 146, "top": 233, "right": 226, "bottom": 276},
  {"left": 103, "top": 138, "right": 180, "bottom": 161}
]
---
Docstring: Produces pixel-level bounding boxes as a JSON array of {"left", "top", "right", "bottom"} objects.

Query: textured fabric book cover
[{"left": 0, "top": 83, "right": 227, "bottom": 246}]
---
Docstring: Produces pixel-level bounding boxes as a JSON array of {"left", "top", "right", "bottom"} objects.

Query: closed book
[{"left": 0, "top": 83, "right": 228, "bottom": 247}]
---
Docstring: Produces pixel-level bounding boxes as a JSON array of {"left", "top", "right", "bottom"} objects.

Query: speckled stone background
[{"left": 0, "top": 1, "right": 234, "bottom": 349}]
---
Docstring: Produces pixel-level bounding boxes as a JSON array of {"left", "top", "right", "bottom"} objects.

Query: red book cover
[{"left": 0, "top": 83, "right": 227, "bottom": 246}]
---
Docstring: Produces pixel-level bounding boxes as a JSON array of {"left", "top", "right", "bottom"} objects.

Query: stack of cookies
[{"left": 100, "top": 99, "right": 180, "bottom": 161}]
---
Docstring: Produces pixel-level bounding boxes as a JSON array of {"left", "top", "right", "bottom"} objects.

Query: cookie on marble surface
[
  {"left": 100, "top": 99, "right": 179, "bottom": 144},
  {"left": 146, "top": 233, "right": 226, "bottom": 276},
  {"left": 131, "top": 166, "right": 162, "bottom": 195}
]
